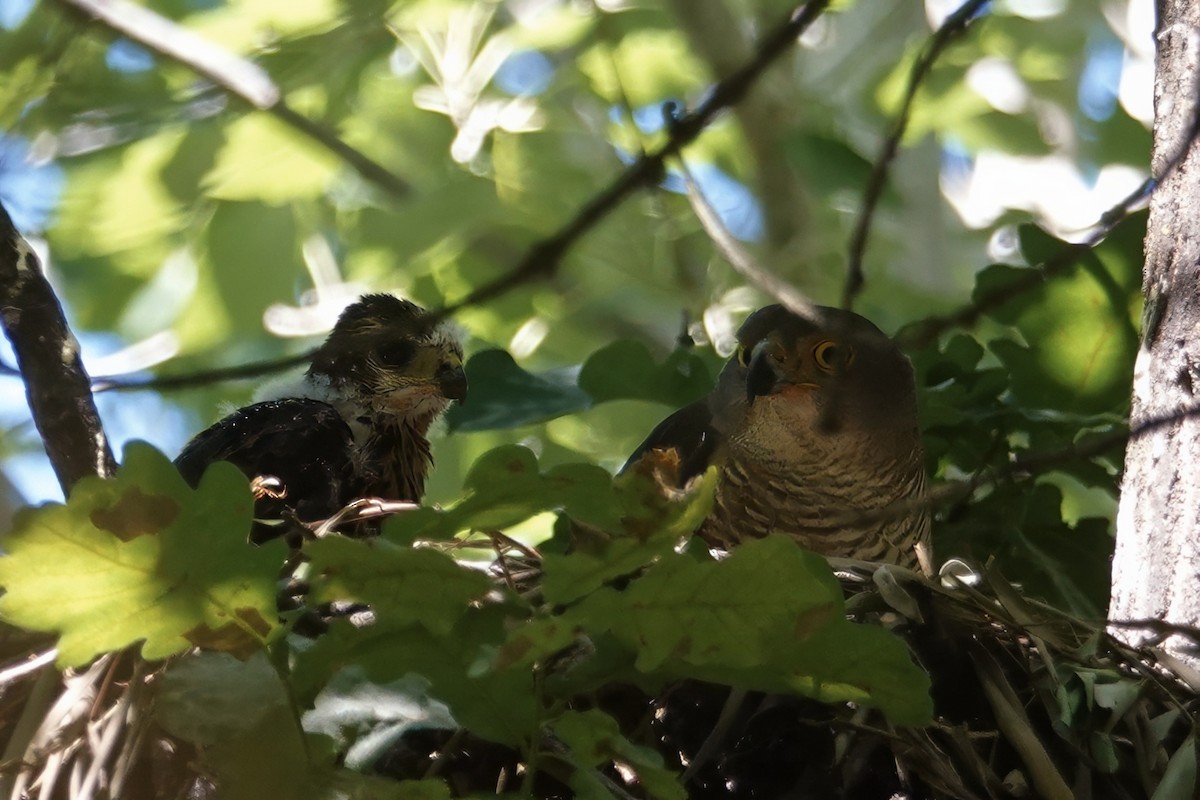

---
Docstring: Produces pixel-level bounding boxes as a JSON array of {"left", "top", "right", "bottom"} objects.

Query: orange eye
[{"left": 813, "top": 340, "right": 852, "bottom": 371}]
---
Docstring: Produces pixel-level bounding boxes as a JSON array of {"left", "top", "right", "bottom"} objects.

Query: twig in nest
[
  {"left": 0, "top": 649, "right": 57, "bottom": 686},
  {"left": 309, "top": 497, "right": 421, "bottom": 538}
]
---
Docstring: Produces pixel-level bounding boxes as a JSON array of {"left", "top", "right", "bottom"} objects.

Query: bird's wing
[
  {"left": 620, "top": 400, "right": 723, "bottom": 489},
  {"left": 175, "top": 399, "right": 358, "bottom": 525}
]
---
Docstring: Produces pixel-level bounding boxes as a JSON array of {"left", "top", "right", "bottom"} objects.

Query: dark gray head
[
  {"left": 716, "top": 304, "right": 920, "bottom": 456},
  {"left": 308, "top": 294, "right": 467, "bottom": 418}
]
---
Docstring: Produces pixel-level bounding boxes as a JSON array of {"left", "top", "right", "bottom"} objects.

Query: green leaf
[
  {"left": 445, "top": 349, "right": 592, "bottom": 432},
  {"left": 205, "top": 705, "right": 314, "bottom": 800},
  {"left": 294, "top": 606, "right": 537, "bottom": 747},
  {"left": 576, "top": 537, "right": 842, "bottom": 672},
  {"left": 205, "top": 113, "right": 341, "bottom": 201},
  {"left": 156, "top": 651, "right": 291, "bottom": 746},
  {"left": 306, "top": 538, "right": 493, "bottom": 635},
  {"left": 385, "top": 781, "right": 452, "bottom": 800},
  {"left": 161, "top": 120, "right": 226, "bottom": 204},
  {"left": 495, "top": 616, "right": 583, "bottom": 670},
  {"left": 551, "top": 709, "right": 685, "bottom": 800},
  {"left": 935, "top": 482, "right": 1111, "bottom": 617},
  {"left": 577, "top": 29, "right": 706, "bottom": 106},
  {"left": 0, "top": 442, "right": 282, "bottom": 666},
  {"left": 784, "top": 132, "right": 885, "bottom": 200},
  {"left": 445, "top": 343, "right": 715, "bottom": 432},
  {"left": 570, "top": 537, "right": 932, "bottom": 725},
  {"left": 973, "top": 220, "right": 1140, "bottom": 413},
  {"left": 578, "top": 341, "right": 713, "bottom": 408},
  {"left": 205, "top": 200, "right": 306, "bottom": 334},
  {"left": 389, "top": 445, "right": 593, "bottom": 542},
  {"left": 540, "top": 467, "right": 716, "bottom": 605},
  {"left": 1153, "top": 735, "right": 1197, "bottom": 800},
  {"left": 392, "top": 445, "right": 712, "bottom": 554},
  {"left": 304, "top": 670, "right": 456, "bottom": 771}
]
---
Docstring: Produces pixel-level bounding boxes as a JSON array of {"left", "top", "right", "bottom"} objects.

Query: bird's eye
[
  {"left": 377, "top": 341, "right": 415, "bottom": 369},
  {"left": 812, "top": 340, "right": 851, "bottom": 372}
]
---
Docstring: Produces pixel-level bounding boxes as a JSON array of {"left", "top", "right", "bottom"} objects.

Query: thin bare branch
[
  {"left": 92, "top": 349, "right": 315, "bottom": 393},
  {"left": 677, "top": 157, "right": 821, "bottom": 323},
  {"left": 53, "top": 0, "right": 412, "bottom": 200},
  {"left": 436, "top": 0, "right": 832, "bottom": 320},
  {"left": 842, "top": 0, "right": 990, "bottom": 311}
]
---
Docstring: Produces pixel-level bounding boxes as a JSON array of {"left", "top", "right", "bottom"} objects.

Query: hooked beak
[
  {"left": 745, "top": 348, "right": 818, "bottom": 403},
  {"left": 746, "top": 347, "right": 776, "bottom": 402},
  {"left": 438, "top": 364, "right": 468, "bottom": 404}
]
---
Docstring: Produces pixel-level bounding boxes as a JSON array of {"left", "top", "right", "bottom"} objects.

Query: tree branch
[
  {"left": 842, "top": 0, "right": 990, "bottom": 311},
  {"left": 52, "top": 0, "right": 412, "bottom": 201},
  {"left": 898, "top": 175, "right": 1155, "bottom": 350},
  {"left": 899, "top": 44, "right": 1200, "bottom": 351},
  {"left": 0, "top": 203, "right": 115, "bottom": 492},
  {"left": 91, "top": 350, "right": 314, "bottom": 393},
  {"left": 436, "top": 0, "right": 832, "bottom": 320},
  {"left": 676, "top": 155, "right": 822, "bottom": 323},
  {"left": 663, "top": 0, "right": 809, "bottom": 248}
]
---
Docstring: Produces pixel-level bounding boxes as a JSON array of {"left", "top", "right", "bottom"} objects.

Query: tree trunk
[{"left": 1110, "top": 1, "right": 1200, "bottom": 666}]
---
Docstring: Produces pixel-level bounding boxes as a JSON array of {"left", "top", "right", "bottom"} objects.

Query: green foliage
[
  {"left": 551, "top": 710, "right": 686, "bottom": 800},
  {"left": 0, "top": 439, "right": 931, "bottom": 793},
  {"left": 913, "top": 213, "right": 1146, "bottom": 617},
  {"left": 447, "top": 341, "right": 715, "bottom": 432},
  {"left": 0, "top": 442, "right": 283, "bottom": 666},
  {"left": 973, "top": 213, "right": 1143, "bottom": 414},
  {"left": 0, "top": 0, "right": 1159, "bottom": 794},
  {"left": 559, "top": 537, "right": 933, "bottom": 726}
]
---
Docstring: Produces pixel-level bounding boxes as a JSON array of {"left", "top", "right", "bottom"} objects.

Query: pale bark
[{"left": 1110, "top": 2, "right": 1200, "bottom": 665}]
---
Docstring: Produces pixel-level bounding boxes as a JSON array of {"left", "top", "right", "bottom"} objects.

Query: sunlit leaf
[
  {"left": 205, "top": 114, "right": 341, "bottom": 202},
  {"left": 973, "top": 217, "right": 1141, "bottom": 413},
  {"left": 577, "top": 29, "right": 706, "bottom": 106},
  {"left": 0, "top": 442, "right": 282, "bottom": 666}
]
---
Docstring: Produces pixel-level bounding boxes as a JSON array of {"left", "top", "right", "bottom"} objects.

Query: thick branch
[
  {"left": 0, "top": 204, "right": 115, "bottom": 492},
  {"left": 1110, "top": 0, "right": 1200, "bottom": 664}
]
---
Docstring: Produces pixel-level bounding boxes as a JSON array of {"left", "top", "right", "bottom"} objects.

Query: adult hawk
[{"left": 626, "top": 304, "right": 928, "bottom": 568}]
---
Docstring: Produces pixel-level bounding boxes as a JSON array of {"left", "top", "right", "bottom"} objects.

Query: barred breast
[{"left": 699, "top": 438, "right": 929, "bottom": 568}]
